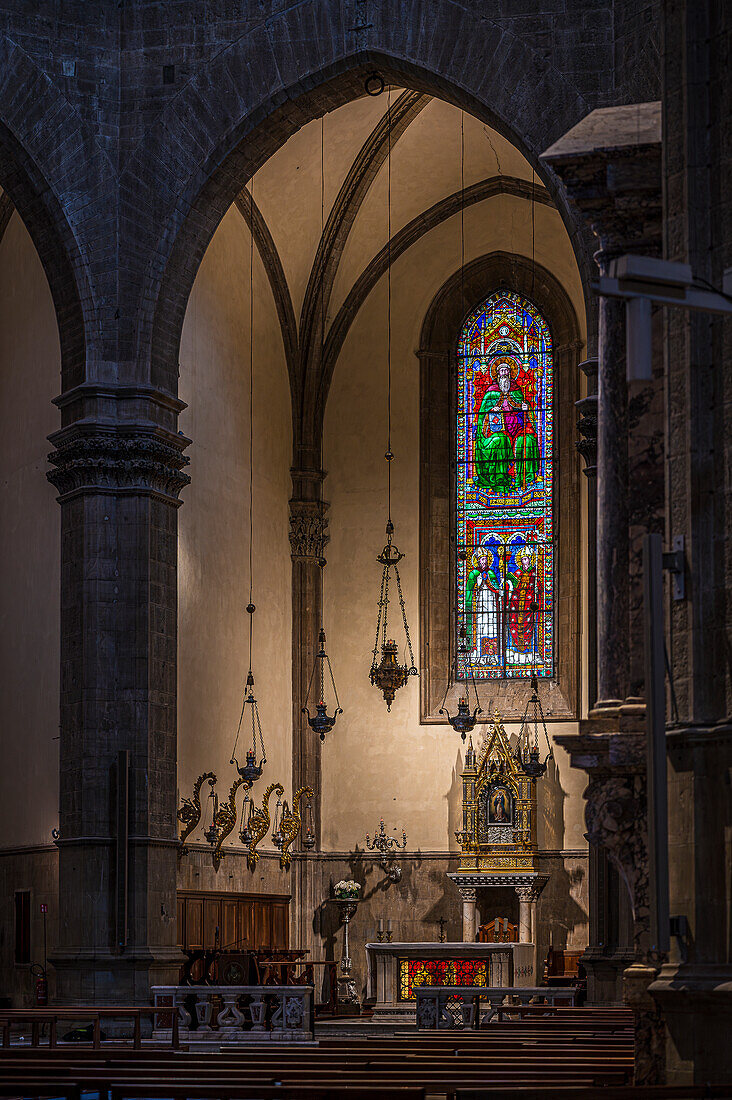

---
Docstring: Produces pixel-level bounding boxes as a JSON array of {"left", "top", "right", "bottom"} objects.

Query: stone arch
[
  {"left": 419, "top": 251, "right": 583, "bottom": 722},
  {"left": 0, "top": 35, "right": 101, "bottom": 390},
  {"left": 125, "top": 1, "right": 596, "bottom": 407}
]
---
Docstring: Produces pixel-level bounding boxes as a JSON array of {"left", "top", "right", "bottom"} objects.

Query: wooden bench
[
  {"left": 0, "top": 1006, "right": 179, "bottom": 1049},
  {"left": 0, "top": 1009, "right": 636, "bottom": 1096}
]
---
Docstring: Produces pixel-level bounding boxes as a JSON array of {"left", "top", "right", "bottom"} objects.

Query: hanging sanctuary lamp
[
  {"left": 516, "top": 603, "right": 553, "bottom": 779},
  {"left": 369, "top": 88, "right": 418, "bottom": 711},
  {"left": 302, "top": 115, "right": 343, "bottom": 744},
  {"left": 439, "top": 624, "right": 482, "bottom": 741},
  {"left": 230, "top": 173, "right": 267, "bottom": 790},
  {"left": 439, "top": 112, "right": 481, "bottom": 741},
  {"left": 516, "top": 673, "right": 553, "bottom": 779}
]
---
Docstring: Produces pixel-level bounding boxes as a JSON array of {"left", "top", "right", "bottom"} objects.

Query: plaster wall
[
  {"left": 322, "top": 196, "right": 588, "bottom": 857},
  {"left": 254, "top": 93, "right": 386, "bottom": 322},
  {"left": 0, "top": 213, "right": 60, "bottom": 849},
  {"left": 178, "top": 207, "right": 293, "bottom": 856},
  {"left": 331, "top": 97, "right": 537, "bottom": 317}
]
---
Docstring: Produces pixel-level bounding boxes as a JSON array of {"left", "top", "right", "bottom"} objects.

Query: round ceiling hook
[{"left": 365, "top": 72, "right": 385, "bottom": 96}]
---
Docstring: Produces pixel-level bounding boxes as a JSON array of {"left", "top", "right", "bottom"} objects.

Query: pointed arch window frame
[{"left": 418, "top": 252, "right": 582, "bottom": 722}]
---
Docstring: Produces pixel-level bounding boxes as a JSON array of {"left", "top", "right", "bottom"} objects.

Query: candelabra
[{"left": 365, "top": 818, "right": 407, "bottom": 883}]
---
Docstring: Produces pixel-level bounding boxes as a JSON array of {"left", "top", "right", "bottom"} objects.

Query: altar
[{"left": 366, "top": 941, "right": 534, "bottom": 1020}]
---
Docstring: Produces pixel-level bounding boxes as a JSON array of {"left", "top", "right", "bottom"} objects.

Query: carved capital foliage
[
  {"left": 575, "top": 393, "right": 598, "bottom": 474},
  {"left": 289, "top": 499, "right": 329, "bottom": 563},
  {"left": 48, "top": 427, "right": 190, "bottom": 505},
  {"left": 515, "top": 886, "right": 541, "bottom": 903},
  {"left": 458, "top": 887, "right": 477, "bottom": 903}
]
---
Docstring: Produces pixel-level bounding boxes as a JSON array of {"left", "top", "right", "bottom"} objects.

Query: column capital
[
  {"left": 47, "top": 424, "right": 191, "bottom": 506},
  {"left": 458, "top": 887, "right": 477, "bottom": 903},
  {"left": 288, "top": 498, "right": 330, "bottom": 563}
]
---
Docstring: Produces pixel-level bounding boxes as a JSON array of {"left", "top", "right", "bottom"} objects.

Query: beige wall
[
  {"left": 322, "top": 195, "right": 588, "bottom": 855},
  {"left": 177, "top": 207, "right": 293, "bottom": 855},
  {"left": 0, "top": 213, "right": 61, "bottom": 848}
]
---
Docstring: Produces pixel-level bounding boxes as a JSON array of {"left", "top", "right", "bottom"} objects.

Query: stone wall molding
[{"left": 47, "top": 426, "right": 191, "bottom": 505}]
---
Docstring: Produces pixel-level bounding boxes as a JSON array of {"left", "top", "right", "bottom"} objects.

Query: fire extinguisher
[{"left": 31, "top": 963, "right": 48, "bottom": 1006}]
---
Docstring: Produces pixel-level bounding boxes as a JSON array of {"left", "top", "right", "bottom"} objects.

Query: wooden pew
[{"left": 0, "top": 1006, "right": 179, "bottom": 1049}]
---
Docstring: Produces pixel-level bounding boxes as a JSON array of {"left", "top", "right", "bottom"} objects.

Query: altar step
[{"left": 314, "top": 1017, "right": 418, "bottom": 1038}]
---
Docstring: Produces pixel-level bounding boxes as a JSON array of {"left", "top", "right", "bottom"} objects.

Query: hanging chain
[
  {"left": 247, "top": 171, "right": 256, "bottom": 675},
  {"left": 393, "top": 563, "right": 416, "bottom": 672}
]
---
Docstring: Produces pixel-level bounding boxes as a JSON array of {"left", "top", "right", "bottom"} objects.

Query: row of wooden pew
[{"left": 0, "top": 1006, "right": 643, "bottom": 1097}]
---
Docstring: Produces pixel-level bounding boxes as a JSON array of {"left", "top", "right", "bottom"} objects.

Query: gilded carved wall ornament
[
  {"left": 212, "top": 776, "right": 250, "bottom": 871},
  {"left": 177, "top": 771, "right": 217, "bottom": 856},
  {"left": 278, "top": 785, "right": 314, "bottom": 870},
  {"left": 246, "top": 782, "right": 284, "bottom": 871}
]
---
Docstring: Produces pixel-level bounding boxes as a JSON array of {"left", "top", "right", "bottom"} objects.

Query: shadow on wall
[
  {"left": 540, "top": 753, "right": 567, "bottom": 850},
  {"left": 446, "top": 745, "right": 465, "bottom": 851}
]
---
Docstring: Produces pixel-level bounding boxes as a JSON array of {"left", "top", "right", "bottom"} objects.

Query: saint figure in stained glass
[{"left": 457, "top": 290, "right": 553, "bottom": 679}]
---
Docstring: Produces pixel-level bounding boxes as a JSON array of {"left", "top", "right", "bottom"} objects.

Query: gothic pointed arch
[
  {"left": 419, "top": 252, "right": 582, "bottom": 722},
  {"left": 126, "top": 4, "right": 597, "bottom": 404}
]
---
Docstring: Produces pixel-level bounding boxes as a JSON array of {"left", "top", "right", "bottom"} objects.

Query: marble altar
[{"left": 366, "top": 941, "right": 535, "bottom": 1020}]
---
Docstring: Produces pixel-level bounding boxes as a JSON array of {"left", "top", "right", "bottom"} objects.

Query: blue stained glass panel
[{"left": 456, "top": 290, "right": 553, "bottom": 679}]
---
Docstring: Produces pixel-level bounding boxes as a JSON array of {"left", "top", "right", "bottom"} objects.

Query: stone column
[
  {"left": 516, "top": 891, "right": 532, "bottom": 944},
  {"left": 289, "top": 467, "right": 328, "bottom": 955},
  {"left": 593, "top": 249, "right": 629, "bottom": 713},
  {"left": 516, "top": 885, "right": 542, "bottom": 982},
  {"left": 47, "top": 403, "right": 189, "bottom": 1003},
  {"left": 575, "top": 356, "right": 598, "bottom": 708},
  {"left": 458, "top": 888, "right": 477, "bottom": 943}
]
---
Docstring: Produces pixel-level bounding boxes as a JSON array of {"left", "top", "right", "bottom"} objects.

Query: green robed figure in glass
[{"left": 474, "top": 358, "right": 540, "bottom": 493}]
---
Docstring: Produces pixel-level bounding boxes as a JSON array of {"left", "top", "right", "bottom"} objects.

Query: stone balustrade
[
  {"left": 416, "top": 984, "right": 577, "bottom": 1029},
  {"left": 151, "top": 985, "right": 314, "bottom": 1043}
]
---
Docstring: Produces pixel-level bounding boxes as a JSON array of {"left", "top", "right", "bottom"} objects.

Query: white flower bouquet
[{"left": 334, "top": 879, "right": 361, "bottom": 900}]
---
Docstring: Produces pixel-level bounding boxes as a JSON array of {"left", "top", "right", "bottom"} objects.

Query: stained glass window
[
  {"left": 398, "top": 957, "right": 488, "bottom": 1001},
  {"left": 457, "top": 289, "right": 553, "bottom": 680}
]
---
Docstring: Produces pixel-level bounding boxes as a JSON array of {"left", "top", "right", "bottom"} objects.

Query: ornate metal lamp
[
  {"left": 271, "top": 793, "right": 284, "bottom": 849},
  {"left": 202, "top": 779, "right": 219, "bottom": 847},
  {"left": 370, "top": 524, "right": 418, "bottom": 710},
  {"left": 302, "top": 126, "right": 343, "bottom": 746},
  {"left": 229, "top": 197, "right": 268, "bottom": 787},
  {"left": 439, "top": 624, "right": 482, "bottom": 740},
  {"left": 302, "top": 796, "right": 316, "bottom": 850},
  {"left": 369, "top": 89, "right": 417, "bottom": 711},
  {"left": 303, "top": 626, "right": 343, "bottom": 742},
  {"left": 365, "top": 817, "right": 408, "bottom": 882},
  {"left": 517, "top": 672, "right": 554, "bottom": 780},
  {"left": 230, "top": 649, "right": 267, "bottom": 783}
]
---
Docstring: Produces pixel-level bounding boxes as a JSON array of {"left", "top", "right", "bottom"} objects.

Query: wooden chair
[
  {"left": 478, "top": 918, "right": 517, "bottom": 943},
  {"left": 542, "top": 947, "right": 583, "bottom": 984}
]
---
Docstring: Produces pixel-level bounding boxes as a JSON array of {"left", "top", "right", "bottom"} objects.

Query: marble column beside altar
[{"left": 458, "top": 887, "right": 477, "bottom": 944}]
